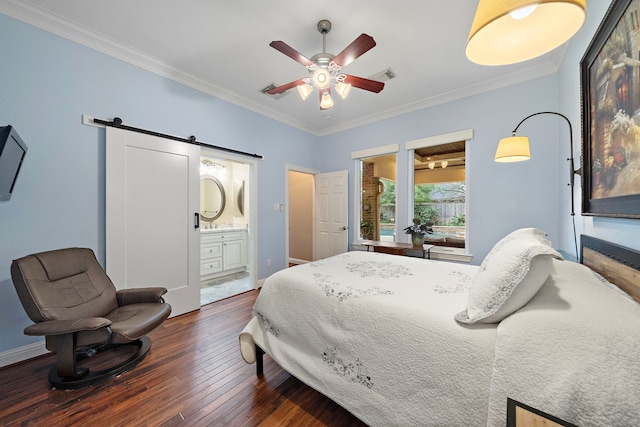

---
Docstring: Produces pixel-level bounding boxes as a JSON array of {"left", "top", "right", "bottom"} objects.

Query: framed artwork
[{"left": 581, "top": 0, "right": 640, "bottom": 218}]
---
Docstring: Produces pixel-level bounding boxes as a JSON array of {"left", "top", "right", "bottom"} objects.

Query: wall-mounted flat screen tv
[{"left": 0, "top": 125, "right": 28, "bottom": 201}]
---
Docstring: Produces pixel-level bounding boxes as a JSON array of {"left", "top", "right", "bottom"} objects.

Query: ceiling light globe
[
  {"left": 297, "top": 83, "right": 313, "bottom": 100},
  {"left": 335, "top": 82, "right": 352, "bottom": 99},
  {"left": 320, "top": 91, "right": 334, "bottom": 109},
  {"left": 313, "top": 69, "right": 331, "bottom": 88}
]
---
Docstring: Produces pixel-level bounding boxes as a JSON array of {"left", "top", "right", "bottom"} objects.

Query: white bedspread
[
  {"left": 240, "top": 251, "right": 497, "bottom": 426},
  {"left": 487, "top": 259, "right": 640, "bottom": 426}
]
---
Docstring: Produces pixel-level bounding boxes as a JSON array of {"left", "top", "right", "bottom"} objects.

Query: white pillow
[
  {"left": 455, "top": 234, "right": 563, "bottom": 324},
  {"left": 484, "top": 228, "right": 549, "bottom": 259},
  {"left": 507, "top": 227, "right": 548, "bottom": 239}
]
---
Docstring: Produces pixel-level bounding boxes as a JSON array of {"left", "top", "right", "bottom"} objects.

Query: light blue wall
[
  {"left": 0, "top": 15, "right": 319, "bottom": 352},
  {"left": 558, "top": 0, "right": 640, "bottom": 251},
  {"left": 319, "top": 0, "right": 640, "bottom": 261},
  {"left": 319, "top": 74, "right": 564, "bottom": 262},
  {"left": 2, "top": 0, "right": 639, "bottom": 356}
]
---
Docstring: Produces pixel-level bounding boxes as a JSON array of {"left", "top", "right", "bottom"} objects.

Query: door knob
[{"left": 340, "top": 226, "right": 347, "bottom": 231}]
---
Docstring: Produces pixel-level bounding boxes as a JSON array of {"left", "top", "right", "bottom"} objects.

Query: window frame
[
  {"left": 406, "top": 129, "right": 473, "bottom": 259},
  {"left": 351, "top": 143, "right": 399, "bottom": 243}
]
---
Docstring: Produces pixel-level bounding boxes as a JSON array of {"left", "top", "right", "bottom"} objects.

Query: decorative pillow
[
  {"left": 483, "top": 228, "right": 549, "bottom": 260},
  {"left": 455, "top": 233, "right": 563, "bottom": 324}
]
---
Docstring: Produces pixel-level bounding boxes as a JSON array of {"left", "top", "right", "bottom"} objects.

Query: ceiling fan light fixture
[
  {"left": 335, "top": 82, "right": 352, "bottom": 99},
  {"left": 297, "top": 83, "right": 313, "bottom": 100},
  {"left": 466, "top": 0, "right": 586, "bottom": 65},
  {"left": 428, "top": 161, "right": 435, "bottom": 170},
  {"left": 320, "top": 90, "right": 334, "bottom": 110},
  {"left": 268, "top": 20, "right": 383, "bottom": 110},
  {"left": 441, "top": 160, "right": 448, "bottom": 169},
  {"left": 313, "top": 68, "right": 331, "bottom": 88}
]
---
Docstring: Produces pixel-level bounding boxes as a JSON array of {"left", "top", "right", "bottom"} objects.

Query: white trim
[
  {"left": 405, "top": 129, "right": 474, "bottom": 150},
  {"left": 201, "top": 147, "right": 259, "bottom": 291},
  {"left": 351, "top": 143, "right": 399, "bottom": 159},
  {"left": 285, "top": 164, "right": 320, "bottom": 175},
  {"left": 82, "top": 114, "right": 104, "bottom": 127},
  {"left": 429, "top": 247, "right": 473, "bottom": 263},
  {"left": 351, "top": 148, "right": 401, "bottom": 244},
  {"left": 405, "top": 128, "right": 474, "bottom": 256},
  {"left": 0, "top": 341, "right": 48, "bottom": 368},
  {"left": 352, "top": 158, "right": 364, "bottom": 244}
]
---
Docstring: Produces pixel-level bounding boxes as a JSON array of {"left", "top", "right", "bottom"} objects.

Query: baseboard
[
  {"left": 0, "top": 340, "right": 48, "bottom": 369},
  {"left": 257, "top": 278, "right": 266, "bottom": 288}
]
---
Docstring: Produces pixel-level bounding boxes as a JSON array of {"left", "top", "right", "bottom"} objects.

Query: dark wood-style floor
[{"left": 0, "top": 290, "right": 367, "bottom": 426}]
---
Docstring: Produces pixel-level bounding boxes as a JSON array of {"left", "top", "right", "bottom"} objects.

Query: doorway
[
  {"left": 287, "top": 166, "right": 349, "bottom": 265},
  {"left": 288, "top": 169, "right": 314, "bottom": 266},
  {"left": 199, "top": 154, "right": 255, "bottom": 305}
]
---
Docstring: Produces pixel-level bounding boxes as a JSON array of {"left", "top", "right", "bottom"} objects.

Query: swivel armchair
[{"left": 10, "top": 247, "right": 172, "bottom": 389}]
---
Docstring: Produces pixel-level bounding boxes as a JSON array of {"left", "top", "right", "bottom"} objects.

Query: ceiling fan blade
[
  {"left": 267, "top": 79, "right": 307, "bottom": 95},
  {"left": 343, "top": 75, "right": 385, "bottom": 93},
  {"left": 332, "top": 34, "right": 376, "bottom": 68},
  {"left": 269, "top": 41, "right": 315, "bottom": 67}
]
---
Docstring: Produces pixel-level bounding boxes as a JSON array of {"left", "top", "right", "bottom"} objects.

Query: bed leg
[{"left": 255, "top": 344, "right": 264, "bottom": 376}]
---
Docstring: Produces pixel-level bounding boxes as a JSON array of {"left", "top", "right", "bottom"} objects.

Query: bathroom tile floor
[{"left": 200, "top": 271, "right": 252, "bottom": 305}]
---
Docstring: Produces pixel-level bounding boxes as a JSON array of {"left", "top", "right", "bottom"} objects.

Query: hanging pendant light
[{"left": 466, "top": 0, "right": 586, "bottom": 65}]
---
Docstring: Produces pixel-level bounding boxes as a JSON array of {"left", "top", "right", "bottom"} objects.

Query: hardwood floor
[{"left": 0, "top": 290, "right": 367, "bottom": 426}]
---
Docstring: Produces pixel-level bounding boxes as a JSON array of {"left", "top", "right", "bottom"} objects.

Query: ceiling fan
[{"left": 267, "top": 19, "right": 385, "bottom": 110}]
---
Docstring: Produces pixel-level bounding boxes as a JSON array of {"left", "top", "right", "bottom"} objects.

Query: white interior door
[
  {"left": 105, "top": 127, "right": 200, "bottom": 317},
  {"left": 315, "top": 170, "right": 348, "bottom": 259}
]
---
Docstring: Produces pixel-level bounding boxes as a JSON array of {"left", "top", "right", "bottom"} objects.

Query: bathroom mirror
[
  {"left": 234, "top": 180, "right": 244, "bottom": 217},
  {"left": 200, "top": 175, "right": 226, "bottom": 221}
]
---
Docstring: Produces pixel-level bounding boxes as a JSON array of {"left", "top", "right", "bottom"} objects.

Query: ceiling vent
[
  {"left": 368, "top": 68, "right": 396, "bottom": 82},
  {"left": 260, "top": 83, "right": 290, "bottom": 99}
]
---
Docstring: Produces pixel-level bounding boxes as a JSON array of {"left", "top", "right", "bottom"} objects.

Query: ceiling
[{"left": 1, "top": 0, "right": 566, "bottom": 136}]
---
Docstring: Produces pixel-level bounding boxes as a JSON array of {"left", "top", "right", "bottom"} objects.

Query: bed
[{"left": 239, "top": 231, "right": 640, "bottom": 426}]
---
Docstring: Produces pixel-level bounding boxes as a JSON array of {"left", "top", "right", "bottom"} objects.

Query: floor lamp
[{"left": 495, "top": 111, "right": 582, "bottom": 257}]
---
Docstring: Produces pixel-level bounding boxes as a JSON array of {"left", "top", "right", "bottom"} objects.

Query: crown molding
[
  {"left": 1, "top": 0, "right": 563, "bottom": 138},
  {"left": 0, "top": 0, "right": 318, "bottom": 135},
  {"left": 317, "top": 60, "right": 559, "bottom": 136}
]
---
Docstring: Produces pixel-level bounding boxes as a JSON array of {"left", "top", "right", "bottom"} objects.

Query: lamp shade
[
  {"left": 495, "top": 136, "right": 531, "bottom": 162},
  {"left": 297, "top": 83, "right": 313, "bottom": 100},
  {"left": 335, "top": 82, "right": 352, "bottom": 99},
  {"left": 466, "top": 0, "right": 586, "bottom": 65},
  {"left": 320, "top": 90, "right": 334, "bottom": 109}
]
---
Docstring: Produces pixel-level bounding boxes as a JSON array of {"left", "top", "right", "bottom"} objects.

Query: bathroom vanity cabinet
[{"left": 201, "top": 229, "right": 247, "bottom": 280}]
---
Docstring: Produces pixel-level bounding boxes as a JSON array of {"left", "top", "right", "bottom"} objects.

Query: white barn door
[
  {"left": 105, "top": 127, "right": 200, "bottom": 317},
  {"left": 315, "top": 170, "right": 348, "bottom": 259}
]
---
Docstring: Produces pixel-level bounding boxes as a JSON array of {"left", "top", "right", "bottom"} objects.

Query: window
[
  {"left": 352, "top": 144, "right": 399, "bottom": 243},
  {"left": 359, "top": 154, "right": 397, "bottom": 241},
  {"left": 407, "top": 130, "right": 472, "bottom": 253}
]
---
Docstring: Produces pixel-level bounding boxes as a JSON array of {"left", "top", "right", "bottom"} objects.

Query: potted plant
[{"left": 404, "top": 218, "right": 433, "bottom": 247}]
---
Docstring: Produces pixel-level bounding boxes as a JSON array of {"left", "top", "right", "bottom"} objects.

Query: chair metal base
[{"left": 48, "top": 336, "right": 152, "bottom": 389}]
